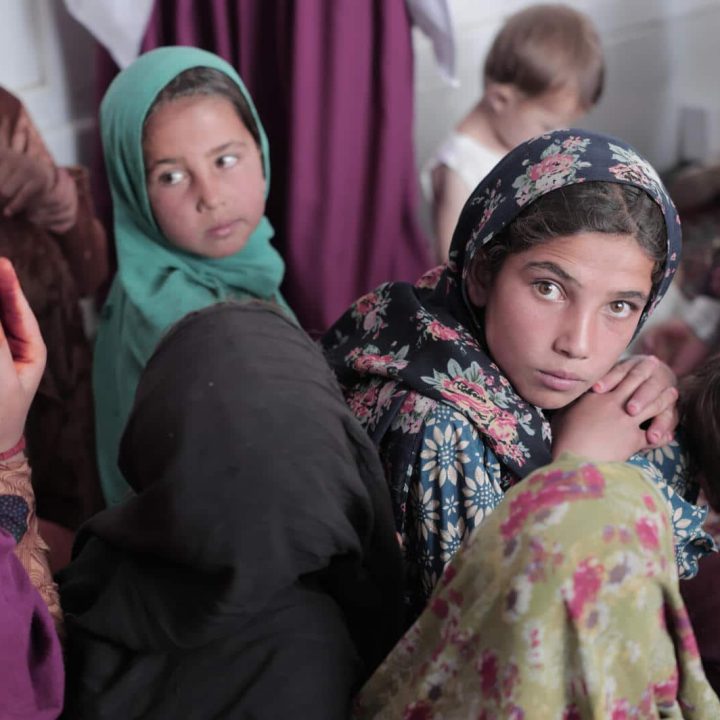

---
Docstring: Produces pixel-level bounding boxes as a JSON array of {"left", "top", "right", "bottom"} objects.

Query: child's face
[
  {"left": 467, "top": 232, "right": 655, "bottom": 409},
  {"left": 144, "top": 95, "right": 266, "bottom": 258},
  {"left": 491, "top": 85, "right": 585, "bottom": 152}
]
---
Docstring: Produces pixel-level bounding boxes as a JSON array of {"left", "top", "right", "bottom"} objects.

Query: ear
[
  {"left": 466, "top": 255, "right": 492, "bottom": 308},
  {"left": 484, "top": 82, "right": 518, "bottom": 116}
]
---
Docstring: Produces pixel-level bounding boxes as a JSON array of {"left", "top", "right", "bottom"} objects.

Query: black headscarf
[
  {"left": 323, "top": 130, "right": 681, "bottom": 479},
  {"left": 60, "top": 302, "right": 403, "bottom": 719}
]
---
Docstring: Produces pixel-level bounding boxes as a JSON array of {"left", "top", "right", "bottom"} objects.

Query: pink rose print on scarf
[
  {"left": 353, "top": 352, "right": 408, "bottom": 375},
  {"left": 416, "top": 264, "right": 446, "bottom": 290},
  {"left": 416, "top": 308, "right": 476, "bottom": 347},
  {"left": 350, "top": 287, "right": 391, "bottom": 338},
  {"left": 347, "top": 382, "right": 379, "bottom": 422},
  {"left": 346, "top": 345, "right": 409, "bottom": 378},
  {"left": 607, "top": 143, "right": 666, "bottom": 204},
  {"left": 468, "top": 181, "right": 505, "bottom": 240},
  {"left": 528, "top": 152, "right": 575, "bottom": 182},
  {"left": 426, "top": 320, "right": 460, "bottom": 342},
  {"left": 513, "top": 137, "right": 591, "bottom": 207},
  {"left": 421, "top": 360, "right": 538, "bottom": 466},
  {"left": 437, "top": 376, "right": 523, "bottom": 461}
]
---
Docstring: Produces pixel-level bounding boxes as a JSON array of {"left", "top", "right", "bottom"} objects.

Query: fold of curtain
[{"left": 96, "top": 0, "right": 432, "bottom": 334}]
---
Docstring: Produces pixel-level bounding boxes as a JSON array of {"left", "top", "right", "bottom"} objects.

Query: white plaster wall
[
  {"left": 0, "top": 0, "right": 96, "bottom": 166},
  {"left": 413, "top": 0, "right": 720, "bottom": 227}
]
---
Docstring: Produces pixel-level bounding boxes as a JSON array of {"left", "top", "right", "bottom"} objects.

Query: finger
[
  {"left": 592, "top": 355, "right": 646, "bottom": 393},
  {"left": 0, "top": 280, "right": 17, "bottom": 386},
  {"left": 0, "top": 258, "right": 46, "bottom": 387},
  {"left": 631, "top": 385, "right": 679, "bottom": 434},
  {"left": 593, "top": 355, "right": 659, "bottom": 393},
  {"left": 622, "top": 357, "right": 677, "bottom": 416},
  {"left": 644, "top": 403, "right": 679, "bottom": 447},
  {"left": 629, "top": 379, "right": 679, "bottom": 424}
]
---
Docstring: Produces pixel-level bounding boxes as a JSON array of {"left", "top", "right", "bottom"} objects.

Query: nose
[
  {"left": 552, "top": 306, "right": 593, "bottom": 360},
  {"left": 195, "top": 171, "right": 224, "bottom": 212}
]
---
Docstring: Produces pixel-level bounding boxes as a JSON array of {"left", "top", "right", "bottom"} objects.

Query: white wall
[
  {"left": 0, "top": 0, "right": 97, "bottom": 166},
  {"left": 413, "top": 0, "right": 720, "bottom": 217}
]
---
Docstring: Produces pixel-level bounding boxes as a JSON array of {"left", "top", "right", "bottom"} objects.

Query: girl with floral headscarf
[{"left": 323, "top": 129, "right": 714, "bottom": 623}]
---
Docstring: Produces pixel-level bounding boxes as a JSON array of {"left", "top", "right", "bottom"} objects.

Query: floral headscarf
[{"left": 323, "top": 129, "right": 681, "bottom": 479}]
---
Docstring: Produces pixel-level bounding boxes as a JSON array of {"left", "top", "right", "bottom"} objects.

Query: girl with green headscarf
[{"left": 94, "top": 46, "right": 292, "bottom": 506}]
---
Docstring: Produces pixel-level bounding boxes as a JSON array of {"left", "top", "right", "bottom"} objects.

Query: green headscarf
[{"left": 94, "top": 46, "right": 291, "bottom": 506}]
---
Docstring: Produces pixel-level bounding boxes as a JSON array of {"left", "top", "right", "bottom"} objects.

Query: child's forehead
[
  {"left": 143, "top": 95, "right": 251, "bottom": 145},
  {"left": 501, "top": 232, "right": 655, "bottom": 287}
]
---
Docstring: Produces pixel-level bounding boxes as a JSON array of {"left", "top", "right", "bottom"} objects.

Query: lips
[
  {"left": 542, "top": 369, "right": 582, "bottom": 381},
  {"left": 206, "top": 219, "right": 240, "bottom": 239},
  {"left": 536, "top": 369, "right": 584, "bottom": 392}
]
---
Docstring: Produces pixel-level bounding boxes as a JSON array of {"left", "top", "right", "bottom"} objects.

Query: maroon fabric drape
[{"left": 96, "top": 0, "right": 432, "bottom": 334}]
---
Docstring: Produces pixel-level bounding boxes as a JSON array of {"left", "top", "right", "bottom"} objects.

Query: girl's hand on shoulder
[
  {"left": 592, "top": 354, "right": 678, "bottom": 448},
  {"left": 552, "top": 359, "right": 674, "bottom": 462},
  {"left": 0, "top": 259, "right": 46, "bottom": 455}
]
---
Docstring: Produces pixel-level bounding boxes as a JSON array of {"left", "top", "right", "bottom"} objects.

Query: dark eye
[
  {"left": 157, "top": 170, "right": 185, "bottom": 186},
  {"left": 534, "top": 280, "right": 562, "bottom": 300},
  {"left": 608, "top": 300, "right": 633, "bottom": 318},
  {"left": 216, "top": 154, "right": 238, "bottom": 169}
]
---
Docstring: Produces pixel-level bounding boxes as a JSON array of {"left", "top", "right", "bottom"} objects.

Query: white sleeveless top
[{"left": 421, "top": 132, "right": 504, "bottom": 200}]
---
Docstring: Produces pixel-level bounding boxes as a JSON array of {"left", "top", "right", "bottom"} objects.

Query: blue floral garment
[
  {"left": 378, "top": 385, "right": 714, "bottom": 619},
  {"left": 323, "top": 130, "right": 697, "bottom": 621}
]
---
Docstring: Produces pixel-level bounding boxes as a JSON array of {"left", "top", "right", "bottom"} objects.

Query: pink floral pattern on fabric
[
  {"left": 500, "top": 464, "right": 605, "bottom": 539},
  {"left": 322, "top": 130, "right": 698, "bottom": 622},
  {"left": 512, "top": 135, "right": 591, "bottom": 207},
  {"left": 352, "top": 458, "right": 720, "bottom": 719}
]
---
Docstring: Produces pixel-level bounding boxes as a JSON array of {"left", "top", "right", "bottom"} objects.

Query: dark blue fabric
[{"left": 323, "top": 129, "right": 681, "bottom": 481}]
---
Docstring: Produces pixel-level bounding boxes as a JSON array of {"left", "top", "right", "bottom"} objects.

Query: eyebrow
[
  {"left": 146, "top": 140, "right": 248, "bottom": 173},
  {"left": 204, "top": 140, "right": 246, "bottom": 158},
  {"left": 524, "top": 261, "right": 650, "bottom": 302}
]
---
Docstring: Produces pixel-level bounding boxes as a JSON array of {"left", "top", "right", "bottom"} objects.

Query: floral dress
[
  {"left": 322, "top": 130, "right": 712, "bottom": 626},
  {"left": 352, "top": 456, "right": 720, "bottom": 719},
  {"left": 386, "top": 394, "right": 714, "bottom": 620}
]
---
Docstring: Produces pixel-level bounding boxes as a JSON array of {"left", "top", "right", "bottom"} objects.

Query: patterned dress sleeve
[
  {"left": 628, "top": 441, "right": 715, "bottom": 578},
  {"left": 381, "top": 396, "right": 511, "bottom": 621},
  {"left": 0, "top": 457, "right": 64, "bottom": 635}
]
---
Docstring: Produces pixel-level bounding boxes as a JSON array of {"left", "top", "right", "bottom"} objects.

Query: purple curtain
[{"left": 97, "top": 0, "right": 432, "bottom": 334}]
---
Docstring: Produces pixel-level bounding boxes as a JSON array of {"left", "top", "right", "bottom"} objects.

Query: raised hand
[
  {"left": 0, "top": 258, "right": 46, "bottom": 455},
  {"left": 552, "top": 358, "right": 676, "bottom": 462},
  {"left": 592, "top": 354, "right": 678, "bottom": 448}
]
